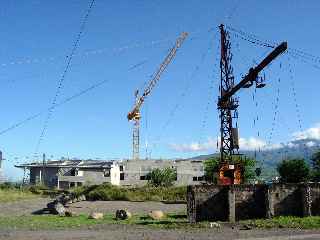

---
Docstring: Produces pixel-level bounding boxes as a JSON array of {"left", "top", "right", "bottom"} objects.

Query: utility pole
[
  {"left": 42, "top": 153, "right": 46, "bottom": 186},
  {"left": 0, "top": 151, "right": 5, "bottom": 183},
  {"left": 217, "top": 24, "right": 287, "bottom": 184}
]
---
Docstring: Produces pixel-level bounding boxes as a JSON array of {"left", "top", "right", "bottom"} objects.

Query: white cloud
[
  {"left": 169, "top": 123, "right": 320, "bottom": 153},
  {"left": 306, "top": 141, "right": 316, "bottom": 147},
  {"left": 292, "top": 123, "right": 320, "bottom": 140},
  {"left": 169, "top": 137, "right": 281, "bottom": 153},
  {"left": 169, "top": 138, "right": 216, "bottom": 152}
]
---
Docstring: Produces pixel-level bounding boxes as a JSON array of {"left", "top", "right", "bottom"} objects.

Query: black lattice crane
[
  {"left": 217, "top": 24, "right": 287, "bottom": 184},
  {"left": 127, "top": 32, "right": 188, "bottom": 161}
]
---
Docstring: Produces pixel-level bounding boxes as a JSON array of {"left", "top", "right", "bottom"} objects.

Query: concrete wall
[
  {"left": 187, "top": 185, "right": 228, "bottom": 223},
  {"left": 187, "top": 183, "right": 320, "bottom": 223},
  {"left": 120, "top": 159, "right": 204, "bottom": 187},
  {"left": 267, "top": 184, "right": 303, "bottom": 217},
  {"left": 310, "top": 184, "right": 320, "bottom": 215}
]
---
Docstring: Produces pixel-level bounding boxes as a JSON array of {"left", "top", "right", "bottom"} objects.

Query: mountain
[{"left": 187, "top": 139, "right": 320, "bottom": 179}]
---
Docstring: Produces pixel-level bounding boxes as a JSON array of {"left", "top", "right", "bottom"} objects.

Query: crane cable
[
  {"left": 260, "top": 62, "right": 282, "bottom": 167},
  {"left": 287, "top": 55, "right": 310, "bottom": 159},
  {"left": 226, "top": 25, "right": 320, "bottom": 71}
]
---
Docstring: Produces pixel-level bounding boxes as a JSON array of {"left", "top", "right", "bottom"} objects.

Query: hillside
[{"left": 187, "top": 139, "right": 320, "bottom": 180}]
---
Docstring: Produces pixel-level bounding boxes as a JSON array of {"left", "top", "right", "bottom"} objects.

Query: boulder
[
  {"left": 115, "top": 209, "right": 132, "bottom": 220},
  {"left": 47, "top": 201, "right": 65, "bottom": 216},
  {"left": 65, "top": 210, "right": 77, "bottom": 217},
  {"left": 148, "top": 210, "right": 165, "bottom": 220},
  {"left": 89, "top": 212, "right": 104, "bottom": 220},
  {"left": 55, "top": 194, "right": 71, "bottom": 206},
  {"left": 78, "top": 195, "right": 86, "bottom": 201}
]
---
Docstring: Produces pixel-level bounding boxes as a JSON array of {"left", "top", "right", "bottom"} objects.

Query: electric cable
[{"left": 34, "top": 0, "right": 96, "bottom": 156}]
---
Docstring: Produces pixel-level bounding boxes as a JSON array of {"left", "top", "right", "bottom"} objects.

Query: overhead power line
[
  {"left": 0, "top": 60, "right": 148, "bottom": 137},
  {"left": 35, "top": 0, "right": 96, "bottom": 154}
]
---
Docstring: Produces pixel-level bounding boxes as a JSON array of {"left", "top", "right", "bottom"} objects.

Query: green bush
[
  {"left": 148, "top": 167, "right": 177, "bottom": 187},
  {"left": 277, "top": 158, "right": 310, "bottom": 183},
  {"left": 311, "top": 150, "right": 320, "bottom": 181},
  {"left": 85, "top": 183, "right": 128, "bottom": 201}
]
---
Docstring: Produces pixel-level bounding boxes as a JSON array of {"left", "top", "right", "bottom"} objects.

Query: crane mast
[
  {"left": 127, "top": 32, "right": 188, "bottom": 161},
  {"left": 217, "top": 24, "right": 287, "bottom": 184}
]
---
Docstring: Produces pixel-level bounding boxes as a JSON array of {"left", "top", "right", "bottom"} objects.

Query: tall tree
[
  {"left": 277, "top": 158, "right": 310, "bottom": 183},
  {"left": 311, "top": 150, "right": 320, "bottom": 181}
]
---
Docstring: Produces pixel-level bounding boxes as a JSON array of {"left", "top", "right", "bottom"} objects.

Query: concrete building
[
  {"left": 16, "top": 160, "right": 120, "bottom": 189},
  {"left": 16, "top": 158, "right": 205, "bottom": 189}
]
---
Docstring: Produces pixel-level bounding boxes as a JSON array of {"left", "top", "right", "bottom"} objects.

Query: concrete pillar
[
  {"left": 228, "top": 186, "right": 236, "bottom": 222},
  {"left": 302, "top": 184, "right": 312, "bottom": 217},
  {"left": 265, "top": 186, "right": 274, "bottom": 218},
  {"left": 187, "top": 186, "right": 196, "bottom": 223}
]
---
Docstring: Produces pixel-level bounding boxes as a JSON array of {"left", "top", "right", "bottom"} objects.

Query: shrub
[
  {"left": 148, "top": 167, "right": 177, "bottom": 187},
  {"left": 311, "top": 150, "right": 320, "bottom": 181},
  {"left": 277, "top": 158, "right": 310, "bottom": 183},
  {"left": 85, "top": 183, "right": 128, "bottom": 201}
]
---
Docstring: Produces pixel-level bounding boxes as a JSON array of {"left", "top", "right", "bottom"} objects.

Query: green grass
[
  {"left": 0, "top": 213, "right": 205, "bottom": 230},
  {"left": 0, "top": 189, "right": 39, "bottom": 203},
  {"left": 242, "top": 216, "right": 320, "bottom": 229},
  {"left": 1, "top": 214, "right": 320, "bottom": 230},
  {"left": 71, "top": 183, "right": 187, "bottom": 202},
  {"left": 0, "top": 183, "right": 63, "bottom": 203}
]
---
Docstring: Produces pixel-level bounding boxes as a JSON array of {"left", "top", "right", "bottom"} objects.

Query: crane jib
[{"left": 218, "top": 41, "right": 287, "bottom": 105}]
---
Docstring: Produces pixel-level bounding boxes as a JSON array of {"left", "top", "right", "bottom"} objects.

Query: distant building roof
[{"left": 15, "top": 159, "right": 115, "bottom": 169}]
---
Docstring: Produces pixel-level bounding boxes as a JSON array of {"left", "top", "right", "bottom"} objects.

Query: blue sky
[{"left": 0, "top": 0, "right": 319, "bottom": 180}]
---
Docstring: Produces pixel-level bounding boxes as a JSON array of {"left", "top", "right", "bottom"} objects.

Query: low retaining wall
[{"left": 187, "top": 183, "right": 320, "bottom": 223}]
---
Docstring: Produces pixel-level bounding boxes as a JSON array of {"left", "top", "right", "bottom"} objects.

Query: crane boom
[
  {"left": 218, "top": 41, "right": 287, "bottom": 106},
  {"left": 127, "top": 31, "right": 188, "bottom": 161},
  {"left": 127, "top": 32, "right": 188, "bottom": 121}
]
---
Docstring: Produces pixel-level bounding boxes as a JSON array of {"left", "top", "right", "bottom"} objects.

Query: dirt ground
[
  {"left": 0, "top": 197, "right": 186, "bottom": 216},
  {"left": 0, "top": 226, "right": 320, "bottom": 240},
  {"left": 68, "top": 200, "right": 186, "bottom": 215},
  {"left": 1, "top": 198, "right": 320, "bottom": 240}
]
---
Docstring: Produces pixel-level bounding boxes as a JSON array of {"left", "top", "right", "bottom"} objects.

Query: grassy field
[
  {"left": 0, "top": 189, "right": 39, "bottom": 203},
  {"left": 1, "top": 213, "right": 320, "bottom": 230},
  {"left": 0, "top": 183, "right": 61, "bottom": 203},
  {"left": 0, "top": 213, "right": 199, "bottom": 230},
  {"left": 243, "top": 216, "right": 320, "bottom": 229}
]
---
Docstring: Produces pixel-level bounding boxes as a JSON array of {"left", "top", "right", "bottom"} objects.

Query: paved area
[
  {"left": 0, "top": 197, "right": 51, "bottom": 216},
  {"left": 0, "top": 227, "right": 319, "bottom": 240}
]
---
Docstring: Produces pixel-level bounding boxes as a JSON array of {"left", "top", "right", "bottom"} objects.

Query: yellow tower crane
[{"left": 127, "top": 32, "right": 188, "bottom": 160}]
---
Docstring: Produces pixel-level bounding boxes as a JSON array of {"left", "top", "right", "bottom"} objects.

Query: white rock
[{"left": 89, "top": 212, "right": 104, "bottom": 220}]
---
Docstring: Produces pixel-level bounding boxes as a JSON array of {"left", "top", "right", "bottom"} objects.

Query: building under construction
[{"left": 15, "top": 158, "right": 205, "bottom": 189}]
